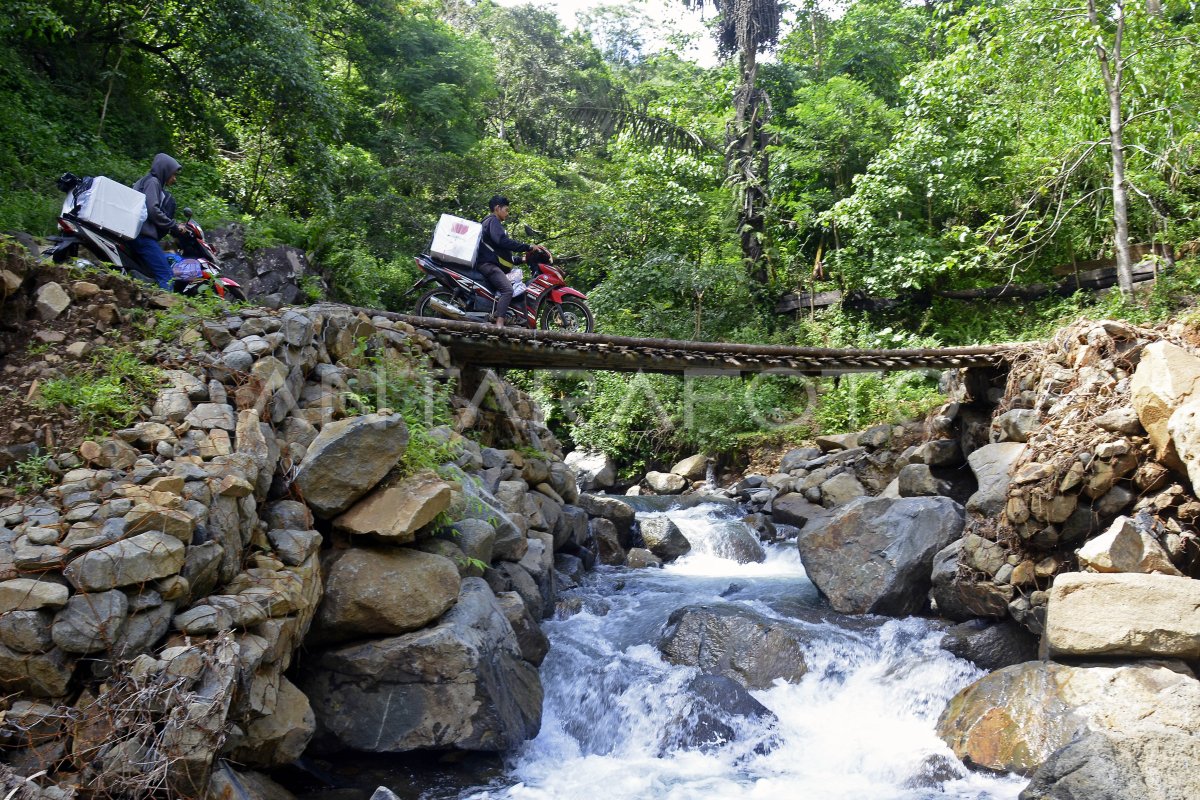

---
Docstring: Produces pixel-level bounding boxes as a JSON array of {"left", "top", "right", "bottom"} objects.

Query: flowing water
[{"left": 452, "top": 498, "right": 1028, "bottom": 800}]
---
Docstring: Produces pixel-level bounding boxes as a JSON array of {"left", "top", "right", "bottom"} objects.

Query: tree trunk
[
  {"left": 732, "top": 48, "right": 770, "bottom": 284},
  {"left": 1090, "top": 0, "right": 1134, "bottom": 296}
]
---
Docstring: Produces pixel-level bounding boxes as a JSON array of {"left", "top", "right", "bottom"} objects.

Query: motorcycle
[
  {"left": 407, "top": 228, "right": 594, "bottom": 333},
  {"left": 46, "top": 173, "right": 247, "bottom": 302}
]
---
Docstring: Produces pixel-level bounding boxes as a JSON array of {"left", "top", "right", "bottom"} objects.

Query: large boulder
[
  {"left": 770, "top": 493, "right": 832, "bottom": 531},
  {"left": 292, "top": 412, "right": 409, "bottom": 518},
  {"left": 577, "top": 494, "right": 635, "bottom": 546},
  {"left": 297, "top": 579, "right": 542, "bottom": 752},
  {"left": 671, "top": 454, "right": 709, "bottom": 481},
  {"left": 930, "top": 540, "right": 1015, "bottom": 622},
  {"left": 228, "top": 676, "right": 316, "bottom": 768},
  {"left": 63, "top": 532, "right": 186, "bottom": 591},
  {"left": 564, "top": 450, "right": 616, "bottom": 492},
  {"left": 797, "top": 496, "right": 965, "bottom": 616},
  {"left": 645, "top": 471, "right": 688, "bottom": 495},
  {"left": 1019, "top": 728, "right": 1200, "bottom": 800},
  {"left": 940, "top": 620, "right": 1039, "bottom": 672},
  {"left": 1075, "top": 516, "right": 1181, "bottom": 576},
  {"left": 309, "top": 548, "right": 460, "bottom": 645},
  {"left": 658, "top": 603, "right": 812, "bottom": 689},
  {"left": 965, "top": 443, "right": 1027, "bottom": 517},
  {"left": 1045, "top": 571, "right": 1200, "bottom": 659},
  {"left": 662, "top": 674, "right": 776, "bottom": 753},
  {"left": 938, "top": 661, "right": 1200, "bottom": 778},
  {"left": 639, "top": 517, "right": 691, "bottom": 562},
  {"left": 332, "top": 471, "right": 451, "bottom": 544},
  {"left": 1130, "top": 340, "right": 1200, "bottom": 470}
]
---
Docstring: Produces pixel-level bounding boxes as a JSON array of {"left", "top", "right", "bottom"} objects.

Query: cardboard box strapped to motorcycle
[
  {"left": 63, "top": 176, "right": 148, "bottom": 241},
  {"left": 430, "top": 214, "right": 482, "bottom": 267}
]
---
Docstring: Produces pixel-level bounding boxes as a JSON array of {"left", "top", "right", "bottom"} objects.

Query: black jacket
[
  {"left": 477, "top": 213, "right": 530, "bottom": 267},
  {"left": 132, "top": 153, "right": 180, "bottom": 240}
]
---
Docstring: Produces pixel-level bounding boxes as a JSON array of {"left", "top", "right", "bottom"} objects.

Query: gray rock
[
  {"left": 0, "top": 578, "right": 69, "bottom": 611},
  {"left": 297, "top": 578, "right": 542, "bottom": 752},
  {"left": 0, "top": 643, "right": 74, "bottom": 696},
  {"left": 185, "top": 403, "right": 237, "bottom": 431},
  {"left": 930, "top": 540, "right": 1015, "bottom": 621},
  {"left": 1094, "top": 406, "right": 1144, "bottom": 436},
  {"left": 35, "top": 282, "right": 71, "bottom": 320},
  {"left": 645, "top": 471, "right": 688, "bottom": 495},
  {"left": 798, "top": 496, "right": 965, "bottom": 616},
  {"left": 293, "top": 412, "right": 409, "bottom": 518},
  {"left": 857, "top": 424, "right": 893, "bottom": 451},
  {"left": 994, "top": 409, "right": 1041, "bottom": 443},
  {"left": 0, "top": 610, "right": 54, "bottom": 653},
  {"left": 640, "top": 517, "right": 692, "bottom": 562},
  {"left": 577, "top": 494, "right": 635, "bottom": 546},
  {"left": 495, "top": 590, "right": 549, "bottom": 666},
  {"left": 779, "top": 447, "right": 821, "bottom": 473},
  {"left": 770, "top": 493, "right": 833, "bottom": 532},
  {"left": 310, "top": 547, "right": 460, "bottom": 645},
  {"left": 918, "top": 439, "right": 964, "bottom": 467},
  {"left": 666, "top": 674, "right": 777, "bottom": 753},
  {"left": 448, "top": 519, "right": 496, "bottom": 566},
  {"left": 51, "top": 589, "right": 128, "bottom": 653},
  {"left": 267, "top": 529, "right": 321, "bottom": 567},
  {"left": 819, "top": 472, "right": 867, "bottom": 507},
  {"left": 941, "top": 619, "right": 1039, "bottom": 672},
  {"left": 966, "top": 443, "right": 1028, "bottom": 517},
  {"left": 898, "top": 464, "right": 952, "bottom": 497},
  {"left": 64, "top": 531, "right": 186, "bottom": 591},
  {"left": 659, "top": 604, "right": 812, "bottom": 689}
]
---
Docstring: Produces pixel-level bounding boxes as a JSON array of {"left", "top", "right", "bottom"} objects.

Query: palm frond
[{"left": 568, "top": 105, "right": 717, "bottom": 157}]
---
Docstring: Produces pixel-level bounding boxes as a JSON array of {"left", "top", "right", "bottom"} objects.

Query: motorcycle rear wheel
[
  {"left": 537, "top": 298, "right": 594, "bottom": 334},
  {"left": 222, "top": 285, "right": 248, "bottom": 303},
  {"left": 415, "top": 287, "right": 462, "bottom": 319}
]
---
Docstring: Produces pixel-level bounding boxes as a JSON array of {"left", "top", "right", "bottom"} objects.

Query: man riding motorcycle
[{"left": 477, "top": 194, "right": 545, "bottom": 327}]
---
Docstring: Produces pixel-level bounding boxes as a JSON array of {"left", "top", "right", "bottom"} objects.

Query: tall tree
[{"left": 684, "top": 0, "right": 781, "bottom": 284}]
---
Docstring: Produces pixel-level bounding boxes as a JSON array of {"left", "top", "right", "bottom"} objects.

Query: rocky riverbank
[
  {"left": 0, "top": 245, "right": 630, "bottom": 798},
  {"left": 571, "top": 317, "right": 1200, "bottom": 799}
]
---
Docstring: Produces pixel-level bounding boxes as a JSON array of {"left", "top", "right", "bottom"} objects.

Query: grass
[
  {"left": 36, "top": 346, "right": 164, "bottom": 431},
  {"left": 0, "top": 453, "right": 55, "bottom": 496},
  {"left": 138, "top": 293, "right": 232, "bottom": 343}
]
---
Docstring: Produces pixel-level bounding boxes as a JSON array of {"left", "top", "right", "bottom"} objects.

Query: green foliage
[
  {"left": 139, "top": 294, "right": 229, "bottom": 343},
  {"left": 814, "top": 372, "right": 943, "bottom": 434},
  {"left": 342, "top": 341, "right": 460, "bottom": 476},
  {"left": 36, "top": 347, "right": 163, "bottom": 430},
  {"left": 0, "top": 452, "right": 55, "bottom": 496}
]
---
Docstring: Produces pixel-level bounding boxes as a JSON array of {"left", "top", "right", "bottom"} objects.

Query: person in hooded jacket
[{"left": 131, "top": 153, "right": 183, "bottom": 289}]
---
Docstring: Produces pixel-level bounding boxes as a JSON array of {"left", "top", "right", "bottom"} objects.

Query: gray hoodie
[{"left": 132, "top": 153, "right": 181, "bottom": 240}]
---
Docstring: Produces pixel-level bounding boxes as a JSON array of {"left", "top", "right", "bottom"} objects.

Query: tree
[{"left": 684, "top": 0, "right": 781, "bottom": 284}]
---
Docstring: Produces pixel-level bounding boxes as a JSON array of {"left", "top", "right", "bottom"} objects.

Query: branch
[{"left": 1123, "top": 106, "right": 1168, "bottom": 126}]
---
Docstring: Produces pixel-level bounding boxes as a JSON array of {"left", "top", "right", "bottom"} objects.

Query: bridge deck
[{"left": 377, "top": 313, "right": 1019, "bottom": 375}]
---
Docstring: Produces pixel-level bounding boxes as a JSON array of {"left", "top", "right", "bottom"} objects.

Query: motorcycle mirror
[
  {"left": 183, "top": 208, "right": 194, "bottom": 219},
  {"left": 523, "top": 224, "right": 544, "bottom": 239}
]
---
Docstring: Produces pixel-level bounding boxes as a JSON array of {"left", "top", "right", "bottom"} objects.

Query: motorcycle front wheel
[
  {"left": 537, "top": 298, "right": 595, "bottom": 334},
  {"left": 415, "top": 287, "right": 464, "bottom": 320}
]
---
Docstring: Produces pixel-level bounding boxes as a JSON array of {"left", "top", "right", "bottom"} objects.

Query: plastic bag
[
  {"left": 507, "top": 267, "right": 526, "bottom": 298},
  {"left": 172, "top": 257, "right": 205, "bottom": 281}
]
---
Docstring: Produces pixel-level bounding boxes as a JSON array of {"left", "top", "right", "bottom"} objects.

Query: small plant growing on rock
[
  {"left": 0, "top": 453, "right": 55, "bottom": 495},
  {"left": 36, "top": 346, "right": 163, "bottom": 431}
]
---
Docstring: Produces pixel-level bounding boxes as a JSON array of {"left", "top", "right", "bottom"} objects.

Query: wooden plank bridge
[{"left": 380, "top": 313, "right": 1020, "bottom": 376}]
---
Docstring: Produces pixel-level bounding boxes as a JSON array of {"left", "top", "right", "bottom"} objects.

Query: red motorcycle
[{"left": 408, "top": 237, "right": 594, "bottom": 332}]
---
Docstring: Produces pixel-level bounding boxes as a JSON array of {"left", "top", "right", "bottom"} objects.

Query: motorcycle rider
[
  {"left": 131, "top": 153, "right": 183, "bottom": 290},
  {"left": 477, "top": 194, "right": 542, "bottom": 326}
]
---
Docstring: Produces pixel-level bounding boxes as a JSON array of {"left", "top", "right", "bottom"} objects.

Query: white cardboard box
[
  {"left": 66, "top": 176, "right": 148, "bottom": 240},
  {"left": 430, "top": 214, "right": 482, "bottom": 267}
]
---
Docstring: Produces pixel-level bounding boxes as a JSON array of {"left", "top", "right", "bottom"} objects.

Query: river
[
  {"left": 295, "top": 497, "right": 1029, "bottom": 800},
  {"left": 458, "top": 497, "right": 1028, "bottom": 800}
]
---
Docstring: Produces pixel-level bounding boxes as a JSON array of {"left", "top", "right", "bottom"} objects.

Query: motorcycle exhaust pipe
[{"left": 427, "top": 296, "right": 468, "bottom": 320}]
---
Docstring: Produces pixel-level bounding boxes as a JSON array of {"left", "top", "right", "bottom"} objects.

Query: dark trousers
[
  {"left": 477, "top": 261, "right": 513, "bottom": 319},
  {"left": 132, "top": 235, "right": 173, "bottom": 289}
]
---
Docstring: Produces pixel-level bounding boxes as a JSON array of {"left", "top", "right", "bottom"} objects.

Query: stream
[{"left": 296, "top": 497, "right": 1029, "bottom": 800}]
